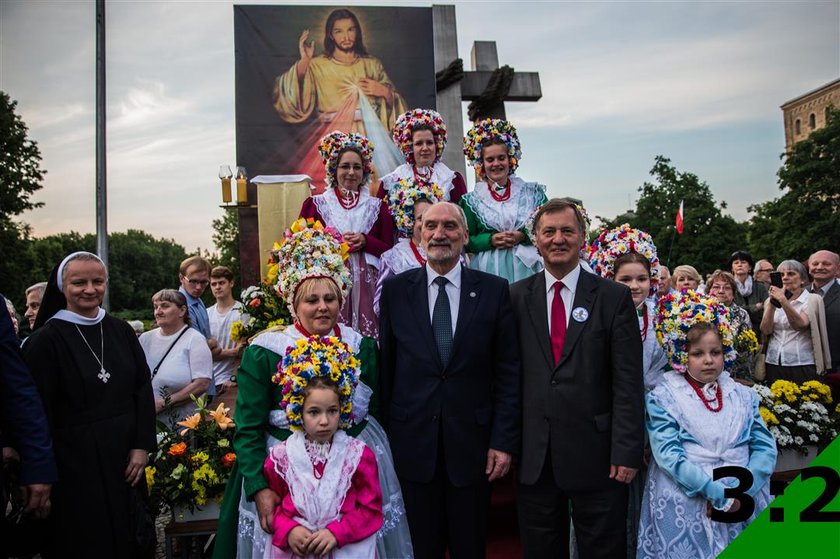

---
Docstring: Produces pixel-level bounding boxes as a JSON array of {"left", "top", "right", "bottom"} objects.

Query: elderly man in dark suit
[
  {"left": 379, "top": 201, "right": 521, "bottom": 559},
  {"left": 510, "top": 199, "right": 644, "bottom": 559},
  {"left": 0, "top": 294, "right": 57, "bottom": 557}
]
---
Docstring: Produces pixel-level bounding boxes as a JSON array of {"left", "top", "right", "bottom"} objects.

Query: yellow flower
[
  {"left": 145, "top": 466, "right": 156, "bottom": 490},
  {"left": 209, "top": 403, "right": 235, "bottom": 430},
  {"left": 191, "top": 451, "right": 209, "bottom": 465},
  {"left": 177, "top": 413, "right": 202, "bottom": 435},
  {"left": 759, "top": 407, "right": 778, "bottom": 426}
]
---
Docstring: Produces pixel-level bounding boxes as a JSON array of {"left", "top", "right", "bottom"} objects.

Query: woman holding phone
[{"left": 760, "top": 260, "right": 831, "bottom": 383}]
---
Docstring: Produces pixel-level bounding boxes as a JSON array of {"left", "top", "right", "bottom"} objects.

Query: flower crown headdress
[
  {"left": 463, "top": 118, "right": 522, "bottom": 178},
  {"left": 586, "top": 224, "right": 661, "bottom": 296},
  {"left": 272, "top": 336, "right": 360, "bottom": 430},
  {"left": 392, "top": 108, "right": 447, "bottom": 165},
  {"left": 387, "top": 177, "right": 445, "bottom": 237},
  {"left": 273, "top": 218, "right": 351, "bottom": 317},
  {"left": 318, "top": 130, "right": 374, "bottom": 188},
  {"left": 655, "top": 290, "right": 737, "bottom": 373}
]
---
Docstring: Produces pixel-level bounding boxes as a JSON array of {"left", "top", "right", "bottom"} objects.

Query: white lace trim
[
  {"left": 250, "top": 324, "right": 363, "bottom": 356},
  {"left": 380, "top": 239, "right": 424, "bottom": 278},
  {"left": 461, "top": 175, "right": 545, "bottom": 232},
  {"left": 380, "top": 162, "right": 457, "bottom": 200},
  {"left": 312, "top": 187, "right": 381, "bottom": 235},
  {"left": 269, "top": 431, "right": 365, "bottom": 531}
]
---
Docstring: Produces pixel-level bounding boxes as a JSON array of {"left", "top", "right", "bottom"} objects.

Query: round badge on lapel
[{"left": 572, "top": 307, "right": 589, "bottom": 322}]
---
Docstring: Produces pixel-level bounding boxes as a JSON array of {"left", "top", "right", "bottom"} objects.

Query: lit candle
[
  {"left": 219, "top": 165, "right": 233, "bottom": 204},
  {"left": 235, "top": 166, "right": 248, "bottom": 204}
]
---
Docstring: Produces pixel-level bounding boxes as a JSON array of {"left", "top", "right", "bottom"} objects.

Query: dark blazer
[
  {"left": 510, "top": 269, "right": 644, "bottom": 491},
  {"left": 819, "top": 281, "right": 839, "bottom": 370},
  {"left": 0, "top": 294, "right": 57, "bottom": 487},
  {"left": 379, "top": 265, "right": 521, "bottom": 487}
]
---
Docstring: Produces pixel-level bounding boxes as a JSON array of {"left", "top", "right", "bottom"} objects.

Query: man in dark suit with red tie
[
  {"left": 510, "top": 199, "right": 644, "bottom": 559},
  {"left": 379, "top": 202, "right": 521, "bottom": 559}
]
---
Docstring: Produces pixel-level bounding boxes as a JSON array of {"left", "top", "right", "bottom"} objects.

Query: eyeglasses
[
  {"left": 756, "top": 268, "right": 774, "bottom": 273},
  {"left": 185, "top": 278, "right": 209, "bottom": 286}
]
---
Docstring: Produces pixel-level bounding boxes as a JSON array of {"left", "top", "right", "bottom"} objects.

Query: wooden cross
[{"left": 432, "top": 6, "right": 542, "bottom": 174}]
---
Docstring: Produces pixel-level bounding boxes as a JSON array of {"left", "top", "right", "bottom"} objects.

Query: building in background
[{"left": 781, "top": 77, "right": 840, "bottom": 150}]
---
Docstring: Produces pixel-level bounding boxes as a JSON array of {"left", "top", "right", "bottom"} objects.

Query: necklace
[
  {"left": 294, "top": 321, "right": 341, "bottom": 339},
  {"left": 413, "top": 165, "right": 432, "bottom": 181},
  {"left": 304, "top": 438, "right": 332, "bottom": 479},
  {"left": 637, "top": 305, "right": 648, "bottom": 341},
  {"left": 684, "top": 375, "right": 723, "bottom": 412},
  {"left": 75, "top": 323, "right": 110, "bottom": 383},
  {"left": 409, "top": 239, "right": 426, "bottom": 265},
  {"left": 488, "top": 179, "right": 511, "bottom": 202},
  {"left": 336, "top": 188, "right": 360, "bottom": 209}
]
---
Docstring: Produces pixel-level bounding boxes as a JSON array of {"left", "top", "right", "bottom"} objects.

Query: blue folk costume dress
[{"left": 637, "top": 371, "right": 776, "bottom": 558}]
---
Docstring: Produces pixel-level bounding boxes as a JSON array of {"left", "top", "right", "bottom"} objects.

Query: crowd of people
[{"left": 1, "top": 106, "right": 838, "bottom": 559}]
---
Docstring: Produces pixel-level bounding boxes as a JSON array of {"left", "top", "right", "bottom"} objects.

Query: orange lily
[
  {"left": 209, "top": 403, "right": 235, "bottom": 430},
  {"left": 177, "top": 413, "right": 201, "bottom": 435}
]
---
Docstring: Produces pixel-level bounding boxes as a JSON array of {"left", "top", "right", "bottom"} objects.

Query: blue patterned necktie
[{"left": 432, "top": 276, "right": 453, "bottom": 364}]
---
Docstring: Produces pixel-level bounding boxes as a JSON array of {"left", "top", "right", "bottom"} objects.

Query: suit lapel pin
[
  {"left": 470, "top": 292, "right": 476, "bottom": 298},
  {"left": 572, "top": 307, "right": 589, "bottom": 322}
]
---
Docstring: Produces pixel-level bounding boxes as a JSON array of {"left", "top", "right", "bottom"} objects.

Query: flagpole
[
  {"left": 666, "top": 224, "right": 677, "bottom": 267},
  {"left": 95, "top": 0, "right": 109, "bottom": 309}
]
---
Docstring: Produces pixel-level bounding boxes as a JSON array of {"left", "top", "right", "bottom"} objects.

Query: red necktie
[{"left": 551, "top": 281, "right": 566, "bottom": 365}]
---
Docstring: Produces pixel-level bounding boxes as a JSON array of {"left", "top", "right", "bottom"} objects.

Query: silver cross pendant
[{"left": 98, "top": 367, "right": 111, "bottom": 383}]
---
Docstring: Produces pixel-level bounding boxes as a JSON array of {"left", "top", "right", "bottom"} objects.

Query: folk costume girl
[
  {"left": 637, "top": 291, "right": 776, "bottom": 558},
  {"left": 264, "top": 337, "right": 382, "bottom": 558},
  {"left": 587, "top": 224, "right": 669, "bottom": 391},
  {"left": 214, "top": 219, "right": 411, "bottom": 559},
  {"left": 459, "top": 118, "right": 547, "bottom": 282},
  {"left": 377, "top": 108, "right": 467, "bottom": 204},
  {"left": 373, "top": 176, "right": 445, "bottom": 315},
  {"left": 299, "top": 131, "right": 394, "bottom": 338}
]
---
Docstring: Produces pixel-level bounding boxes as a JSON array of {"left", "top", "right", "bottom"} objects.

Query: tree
[
  {"left": 0, "top": 91, "right": 47, "bottom": 305},
  {"left": 210, "top": 209, "right": 240, "bottom": 284},
  {"left": 599, "top": 156, "right": 748, "bottom": 274},
  {"left": 0, "top": 91, "right": 45, "bottom": 222},
  {"left": 747, "top": 108, "right": 840, "bottom": 264}
]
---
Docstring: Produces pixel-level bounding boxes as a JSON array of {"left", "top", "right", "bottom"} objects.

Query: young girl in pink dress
[{"left": 263, "top": 336, "right": 383, "bottom": 558}]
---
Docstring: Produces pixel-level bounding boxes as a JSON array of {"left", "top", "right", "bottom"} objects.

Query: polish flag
[{"left": 675, "top": 200, "right": 684, "bottom": 234}]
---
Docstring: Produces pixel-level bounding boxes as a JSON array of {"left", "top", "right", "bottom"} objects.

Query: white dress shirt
[
  {"left": 426, "top": 263, "right": 461, "bottom": 335},
  {"left": 766, "top": 289, "right": 815, "bottom": 366},
  {"left": 544, "top": 265, "right": 581, "bottom": 332}
]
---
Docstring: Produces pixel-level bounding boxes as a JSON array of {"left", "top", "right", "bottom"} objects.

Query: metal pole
[{"left": 95, "top": 0, "right": 109, "bottom": 309}]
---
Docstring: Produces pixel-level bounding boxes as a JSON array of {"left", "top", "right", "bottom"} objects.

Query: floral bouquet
[
  {"left": 755, "top": 380, "right": 837, "bottom": 454},
  {"left": 230, "top": 249, "right": 293, "bottom": 343},
  {"left": 146, "top": 396, "right": 236, "bottom": 515}
]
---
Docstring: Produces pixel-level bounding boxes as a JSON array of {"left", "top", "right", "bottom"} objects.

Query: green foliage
[
  {"left": 210, "top": 209, "right": 240, "bottom": 285},
  {"left": 748, "top": 108, "right": 840, "bottom": 264},
  {"left": 0, "top": 91, "right": 45, "bottom": 222},
  {"left": 599, "top": 156, "right": 748, "bottom": 274},
  {"left": 5, "top": 230, "right": 188, "bottom": 314}
]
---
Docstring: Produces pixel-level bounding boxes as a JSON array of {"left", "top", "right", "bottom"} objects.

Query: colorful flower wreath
[
  {"left": 387, "top": 177, "right": 445, "bottom": 237},
  {"left": 392, "top": 108, "right": 447, "bottom": 165},
  {"left": 272, "top": 336, "right": 360, "bottom": 430},
  {"left": 463, "top": 118, "right": 522, "bottom": 177},
  {"left": 586, "top": 224, "right": 661, "bottom": 296},
  {"left": 318, "top": 130, "right": 374, "bottom": 188},
  {"left": 273, "top": 218, "right": 351, "bottom": 317},
  {"left": 655, "top": 290, "right": 737, "bottom": 374}
]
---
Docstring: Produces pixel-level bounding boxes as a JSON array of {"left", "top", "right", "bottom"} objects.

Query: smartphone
[{"left": 768, "top": 271, "right": 790, "bottom": 308}]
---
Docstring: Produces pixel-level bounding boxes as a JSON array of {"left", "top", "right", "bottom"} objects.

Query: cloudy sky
[{"left": 1, "top": 0, "right": 837, "bottom": 252}]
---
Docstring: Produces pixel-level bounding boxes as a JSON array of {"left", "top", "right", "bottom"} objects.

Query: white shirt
[
  {"left": 815, "top": 279, "right": 838, "bottom": 296},
  {"left": 766, "top": 289, "right": 815, "bottom": 367},
  {"left": 544, "top": 265, "right": 581, "bottom": 332},
  {"left": 139, "top": 327, "right": 213, "bottom": 426},
  {"left": 426, "top": 263, "right": 461, "bottom": 335},
  {"left": 207, "top": 301, "right": 243, "bottom": 385}
]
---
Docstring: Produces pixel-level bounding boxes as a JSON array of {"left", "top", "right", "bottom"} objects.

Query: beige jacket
[{"left": 804, "top": 292, "right": 832, "bottom": 373}]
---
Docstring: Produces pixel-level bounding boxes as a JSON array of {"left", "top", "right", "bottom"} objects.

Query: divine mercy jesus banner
[{"left": 233, "top": 5, "right": 437, "bottom": 189}]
